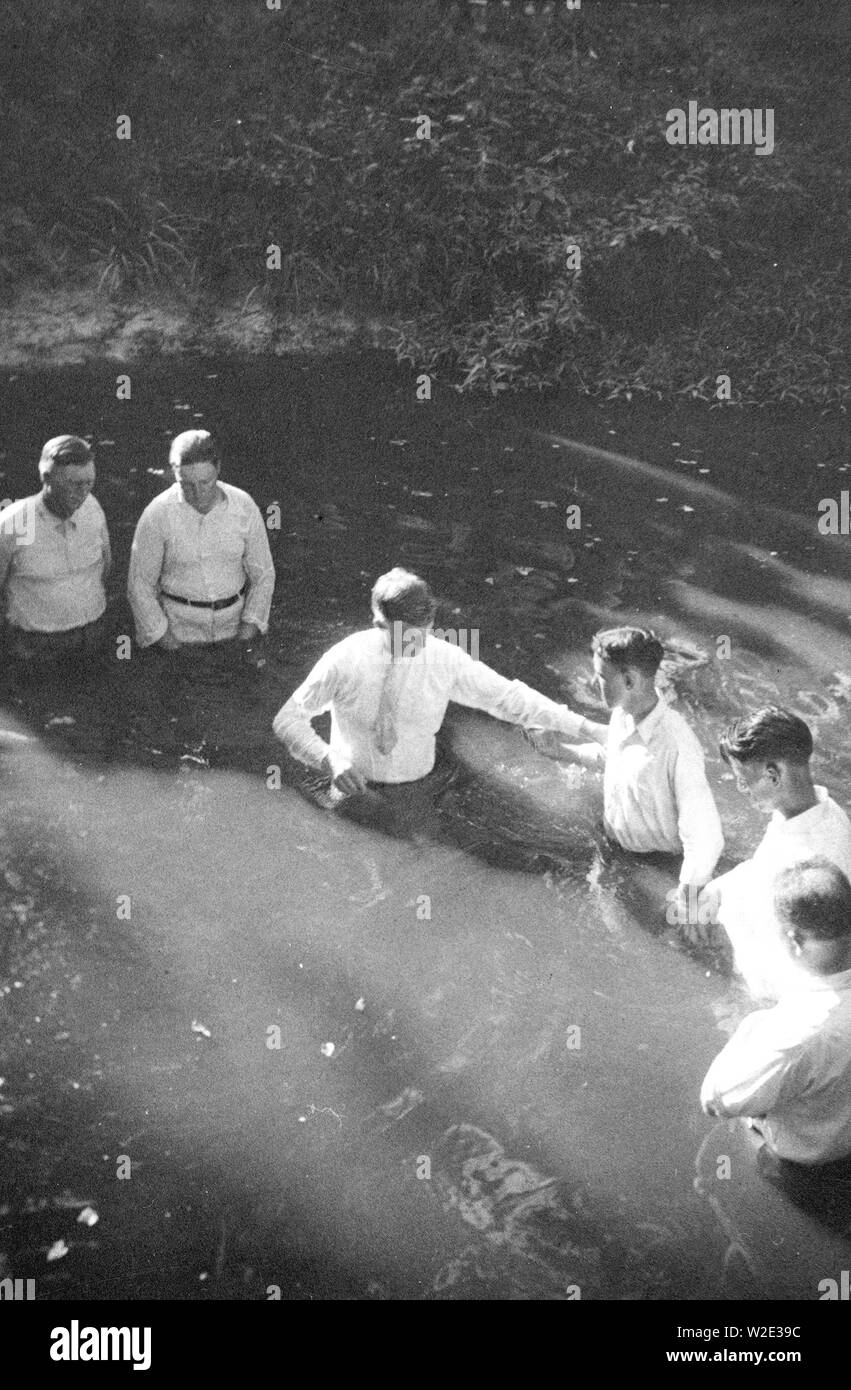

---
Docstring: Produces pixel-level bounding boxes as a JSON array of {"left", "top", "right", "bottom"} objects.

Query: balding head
[{"left": 774, "top": 858, "right": 851, "bottom": 976}]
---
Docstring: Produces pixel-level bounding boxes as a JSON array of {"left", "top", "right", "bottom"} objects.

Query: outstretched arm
[{"left": 449, "top": 650, "right": 600, "bottom": 742}]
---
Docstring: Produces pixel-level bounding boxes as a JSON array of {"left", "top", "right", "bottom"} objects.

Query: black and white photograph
[{"left": 1, "top": 0, "right": 849, "bottom": 1355}]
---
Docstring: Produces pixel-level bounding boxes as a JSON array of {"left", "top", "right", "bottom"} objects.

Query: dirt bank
[{"left": 0, "top": 281, "right": 391, "bottom": 370}]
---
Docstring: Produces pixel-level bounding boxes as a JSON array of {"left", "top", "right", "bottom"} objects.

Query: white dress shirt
[
  {"left": 700, "top": 967, "right": 851, "bottom": 1164},
  {"left": 273, "top": 627, "right": 592, "bottom": 784},
  {"left": 715, "top": 787, "right": 851, "bottom": 997},
  {"left": 576, "top": 696, "right": 723, "bottom": 885},
  {"left": 127, "top": 482, "right": 275, "bottom": 647},
  {"left": 0, "top": 493, "right": 110, "bottom": 632}
]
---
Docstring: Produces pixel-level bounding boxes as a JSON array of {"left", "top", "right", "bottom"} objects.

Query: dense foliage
[{"left": 1, "top": 0, "right": 848, "bottom": 402}]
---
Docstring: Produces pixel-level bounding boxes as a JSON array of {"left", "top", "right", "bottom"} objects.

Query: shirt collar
[
  {"left": 36, "top": 494, "right": 79, "bottom": 528},
  {"left": 173, "top": 482, "right": 228, "bottom": 513},
  {"left": 613, "top": 693, "right": 666, "bottom": 744},
  {"left": 770, "top": 785, "right": 830, "bottom": 833}
]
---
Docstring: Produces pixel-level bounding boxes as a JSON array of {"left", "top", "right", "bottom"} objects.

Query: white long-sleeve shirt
[
  {"left": 0, "top": 492, "right": 110, "bottom": 632},
  {"left": 700, "top": 967, "right": 851, "bottom": 1164},
  {"left": 127, "top": 482, "right": 275, "bottom": 647},
  {"left": 273, "top": 627, "right": 592, "bottom": 784},
  {"left": 714, "top": 787, "right": 851, "bottom": 998},
  {"left": 575, "top": 696, "right": 723, "bottom": 885}
]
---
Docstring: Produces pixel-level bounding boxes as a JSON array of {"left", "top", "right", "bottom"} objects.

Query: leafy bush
[{"left": 1, "top": 0, "right": 848, "bottom": 403}]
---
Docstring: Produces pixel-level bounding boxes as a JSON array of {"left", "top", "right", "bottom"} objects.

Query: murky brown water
[{"left": 2, "top": 357, "right": 851, "bottom": 1298}]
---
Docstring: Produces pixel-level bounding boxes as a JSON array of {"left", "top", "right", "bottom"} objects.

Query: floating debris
[
  {"left": 320, "top": 1042, "right": 335, "bottom": 1058},
  {"left": 77, "top": 1207, "right": 98, "bottom": 1227},
  {"left": 46, "top": 1240, "right": 69, "bottom": 1262},
  {"left": 46, "top": 716, "right": 75, "bottom": 727},
  {"left": 355, "top": 998, "right": 366, "bottom": 1012},
  {"left": 191, "top": 1020, "right": 211, "bottom": 1038}
]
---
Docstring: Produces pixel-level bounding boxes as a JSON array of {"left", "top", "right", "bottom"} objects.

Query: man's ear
[{"left": 765, "top": 760, "right": 782, "bottom": 784}]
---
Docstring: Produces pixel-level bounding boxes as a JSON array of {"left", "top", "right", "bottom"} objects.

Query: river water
[{"left": 1, "top": 355, "right": 850, "bottom": 1300}]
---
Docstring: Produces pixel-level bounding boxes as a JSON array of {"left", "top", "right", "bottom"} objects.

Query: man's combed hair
[
  {"left": 774, "top": 858, "right": 851, "bottom": 942},
  {"left": 371, "top": 567, "right": 436, "bottom": 628},
  {"left": 591, "top": 626, "right": 664, "bottom": 678},
  {"left": 38, "top": 435, "right": 92, "bottom": 473},
  {"left": 169, "top": 430, "right": 221, "bottom": 467},
  {"left": 719, "top": 706, "right": 813, "bottom": 767}
]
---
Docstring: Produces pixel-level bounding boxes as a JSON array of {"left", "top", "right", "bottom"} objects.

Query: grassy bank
[{"left": 2, "top": 0, "right": 849, "bottom": 401}]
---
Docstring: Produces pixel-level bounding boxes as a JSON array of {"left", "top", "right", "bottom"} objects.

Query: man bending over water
[
  {"left": 701, "top": 858, "right": 851, "bottom": 1175},
  {"left": 273, "top": 567, "right": 600, "bottom": 804}
]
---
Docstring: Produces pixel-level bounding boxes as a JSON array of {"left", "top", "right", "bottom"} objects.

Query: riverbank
[
  {"left": 3, "top": 2, "right": 849, "bottom": 400},
  {"left": 0, "top": 281, "right": 391, "bottom": 370}
]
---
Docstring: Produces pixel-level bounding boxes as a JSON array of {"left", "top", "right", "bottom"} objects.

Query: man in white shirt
[
  {"left": 701, "top": 858, "right": 851, "bottom": 1170},
  {"left": 0, "top": 435, "right": 111, "bottom": 664},
  {"left": 273, "top": 567, "right": 600, "bottom": 802},
  {"left": 526, "top": 627, "right": 724, "bottom": 915},
  {"left": 696, "top": 707, "right": 851, "bottom": 996},
  {"left": 127, "top": 430, "right": 275, "bottom": 657}
]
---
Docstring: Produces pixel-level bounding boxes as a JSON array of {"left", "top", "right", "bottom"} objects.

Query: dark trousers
[{"left": 2, "top": 613, "right": 109, "bottom": 666}]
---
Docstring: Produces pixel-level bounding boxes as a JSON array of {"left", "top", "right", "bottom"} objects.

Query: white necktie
[{"left": 373, "top": 659, "right": 403, "bottom": 757}]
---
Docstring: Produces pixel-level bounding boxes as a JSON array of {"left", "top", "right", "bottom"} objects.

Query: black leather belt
[{"left": 161, "top": 584, "right": 246, "bottom": 611}]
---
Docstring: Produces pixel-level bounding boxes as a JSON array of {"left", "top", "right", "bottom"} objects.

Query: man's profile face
[
  {"left": 42, "top": 462, "right": 95, "bottom": 518},
  {"left": 593, "top": 653, "right": 628, "bottom": 710},
  {"left": 728, "top": 756, "right": 779, "bottom": 811},
  {"left": 174, "top": 460, "right": 220, "bottom": 514}
]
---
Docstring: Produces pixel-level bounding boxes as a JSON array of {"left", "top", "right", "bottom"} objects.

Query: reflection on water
[{"left": 2, "top": 358, "right": 851, "bottom": 1298}]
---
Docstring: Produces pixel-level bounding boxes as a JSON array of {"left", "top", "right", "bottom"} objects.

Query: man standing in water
[
  {"left": 696, "top": 707, "right": 851, "bottom": 995},
  {"left": 128, "top": 430, "right": 275, "bottom": 659},
  {"left": 273, "top": 567, "right": 602, "bottom": 809},
  {"left": 0, "top": 435, "right": 111, "bottom": 665},
  {"left": 701, "top": 858, "right": 851, "bottom": 1175}
]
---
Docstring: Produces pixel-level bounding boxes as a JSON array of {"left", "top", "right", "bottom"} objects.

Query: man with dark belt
[
  {"left": 127, "top": 430, "right": 275, "bottom": 658},
  {"left": 0, "top": 435, "right": 111, "bottom": 667}
]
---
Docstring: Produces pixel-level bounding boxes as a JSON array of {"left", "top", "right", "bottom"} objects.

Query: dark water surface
[{"left": 2, "top": 356, "right": 851, "bottom": 1299}]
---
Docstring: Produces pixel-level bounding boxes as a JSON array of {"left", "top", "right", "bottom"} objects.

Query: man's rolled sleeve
[
  {"left": 700, "top": 1015, "right": 796, "bottom": 1118},
  {"left": 674, "top": 746, "right": 724, "bottom": 886},
  {"left": 273, "top": 655, "right": 338, "bottom": 770},
  {"left": 240, "top": 503, "right": 275, "bottom": 634},
  {"left": 127, "top": 512, "right": 169, "bottom": 648},
  {"left": 450, "top": 654, "right": 589, "bottom": 737}
]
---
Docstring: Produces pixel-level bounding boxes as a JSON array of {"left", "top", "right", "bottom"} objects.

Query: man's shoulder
[
  {"left": 82, "top": 494, "right": 107, "bottom": 523},
  {"left": 656, "top": 701, "right": 705, "bottom": 755},
  {"left": 221, "top": 482, "right": 262, "bottom": 513},
  {"left": 424, "top": 631, "right": 472, "bottom": 665},
  {"left": 822, "top": 794, "right": 851, "bottom": 830},
  {"left": 316, "top": 628, "right": 376, "bottom": 665},
  {"left": 137, "top": 484, "right": 179, "bottom": 521}
]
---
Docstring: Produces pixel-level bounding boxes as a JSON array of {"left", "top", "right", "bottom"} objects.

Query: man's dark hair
[
  {"left": 371, "top": 567, "right": 436, "bottom": 628},
  {"left": 38, "top": 435, "right": 93, "bottom": 473},
  {"left": 591, "top": 626, "right": 664, "bottom": 678},
  {"left": 774, "top": 858, "right": 851, "bottom": 942},
  {"left": 719, "top": 706, "right": 813, "bottom": 767}
]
